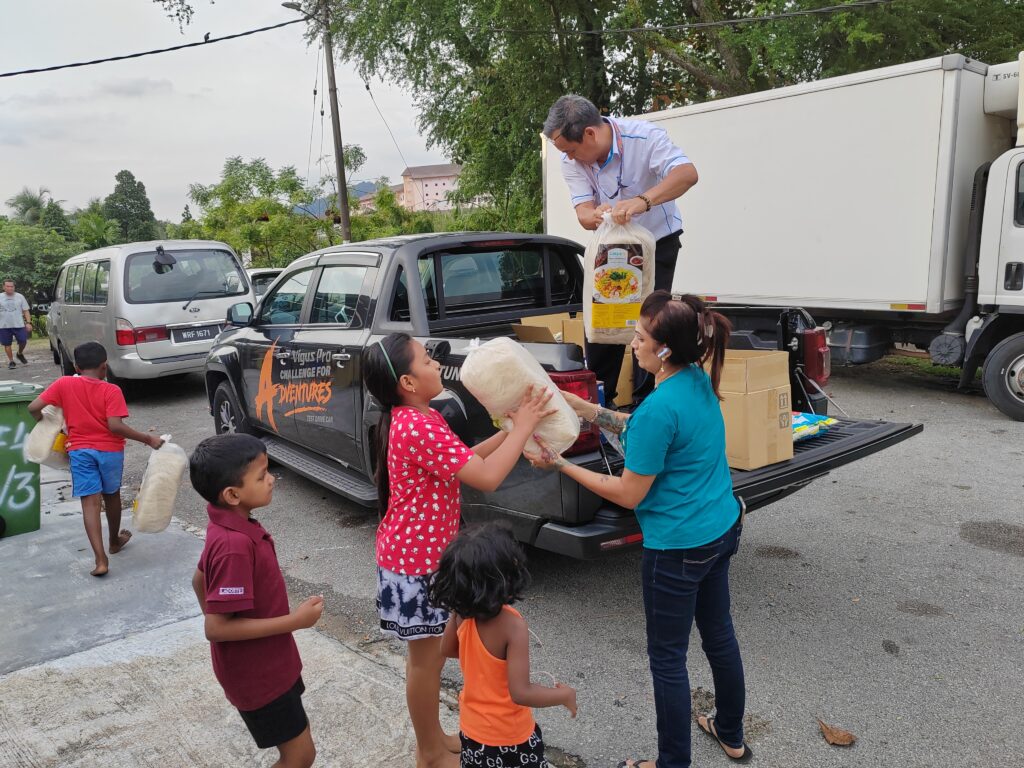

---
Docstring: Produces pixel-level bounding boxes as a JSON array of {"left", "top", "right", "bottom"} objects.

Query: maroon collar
[{"left": 207, "top": 503, "right": 268, "bottom": 545}]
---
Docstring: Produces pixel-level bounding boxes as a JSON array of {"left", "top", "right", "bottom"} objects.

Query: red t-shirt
[
  {"left": 39, "top": 375, "right": 129, "bottom": 452},
  {"left": 198, "top": 504, "right": 302, "bottom": 711},
  {"left": 376, "top": 406, "right": 473, "bottom": 576}
]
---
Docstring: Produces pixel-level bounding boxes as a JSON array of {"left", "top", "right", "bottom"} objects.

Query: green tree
[
  {"left": 73, "top": 210, "right": 121, "bottom": 250},
  {"left": 172, "top": 156, "right": 333, "bottom": 266},
  {"left": 103, "top": 170, "right": 158, "bottom": 242},
  {"left": 39, "top": 200, "right": 74, "bottom": 241},
  {"left": 5, "top": 186, "right": 51, "bottom": 225},
  {"left": 0, "top": 220, "right": 85, "bottom": 300}
]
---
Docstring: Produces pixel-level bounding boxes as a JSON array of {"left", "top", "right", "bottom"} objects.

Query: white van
[{"left": 48, "top": 240, "right": 253, "bottom": 383}]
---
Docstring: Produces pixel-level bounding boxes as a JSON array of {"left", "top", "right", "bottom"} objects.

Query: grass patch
[{"left": 881, "top": 354, "right": 980, "bottom": 379}]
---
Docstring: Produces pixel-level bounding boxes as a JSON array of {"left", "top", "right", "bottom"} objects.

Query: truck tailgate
[{"left": 533, "top": 417, "right": 922, "bottom": 559}]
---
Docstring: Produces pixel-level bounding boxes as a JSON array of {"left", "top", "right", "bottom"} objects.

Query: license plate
[{"left": 172, "top": 324, "right": 221, "bottom": 343}]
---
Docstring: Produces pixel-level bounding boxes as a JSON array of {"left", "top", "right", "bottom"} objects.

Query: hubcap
[
  {"left": 1007, "top": 353, "right": 1024, "bottom": 403},
  {"left": 217, "top": 399, "right": 237, "bottom": 433}
]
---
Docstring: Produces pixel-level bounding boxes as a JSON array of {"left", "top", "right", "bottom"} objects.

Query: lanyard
[{"left": 596, "top": 120, "right": 627, "bottom": 200}]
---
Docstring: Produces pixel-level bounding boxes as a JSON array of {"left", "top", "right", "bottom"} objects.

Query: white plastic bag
[
  {"left": 132, "top": 435, "right": 188, "bottom": 533},
  {"left": 583, "top": 214, "right": 656, "bottom": 344},
  {"left": 461, "top": 337, "right": 580, "bottom": 455},
  {"left": 23, "top": 405, "right": 70, "bottom": 469}
]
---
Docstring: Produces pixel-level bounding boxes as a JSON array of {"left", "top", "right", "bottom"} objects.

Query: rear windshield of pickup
[{"left": 390, "top": 245, "right": 581, "bottom": 323}]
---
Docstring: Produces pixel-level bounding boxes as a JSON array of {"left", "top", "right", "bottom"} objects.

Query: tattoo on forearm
[{"left": 592, "top": 408, "right": 627, "bottom": 435}]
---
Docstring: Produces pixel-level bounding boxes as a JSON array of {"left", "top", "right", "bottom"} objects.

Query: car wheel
[
  {"left": 213, "top": 381, "right": 255, "bottom": 434},
  {"left": 50, "top": 345, "right": 59, "bottom": 365},
  {"left": 58, "top": 344, "right": 75, "bottom": 376},
  {"left": 982, "top": 331, "right": 1024, "bottom": 421},
  {"left": 105, "top": 367, "right": 137, "bottom": 400}
]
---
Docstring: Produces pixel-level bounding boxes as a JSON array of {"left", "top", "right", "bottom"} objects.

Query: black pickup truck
[{"left": 203, "top": 232, "right": 921, "bottom": 558}]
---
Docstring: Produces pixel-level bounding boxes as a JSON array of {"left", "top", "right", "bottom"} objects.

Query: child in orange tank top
[{"left": 430, "top": 524, "right": 577, "bottom": 767}]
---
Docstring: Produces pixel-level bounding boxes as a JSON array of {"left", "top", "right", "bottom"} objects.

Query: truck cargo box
[{"left": 543, "top": 55, "right": 1015, "bottom": 315}]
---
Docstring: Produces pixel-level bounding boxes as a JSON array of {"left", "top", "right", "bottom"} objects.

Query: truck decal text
[{"left": 254, "top": 341, "right": 331, "bottom": 430}]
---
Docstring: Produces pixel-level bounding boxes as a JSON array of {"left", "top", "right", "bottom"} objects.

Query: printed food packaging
[{"left": 583, "top": 214, "right": 656, "bottom": 344}]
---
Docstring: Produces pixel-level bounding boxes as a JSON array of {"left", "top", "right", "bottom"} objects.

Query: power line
[
  {"left": 305, "top": 43, "right": 323, "bottom": 186},
  {"left": 363, "top": 81, "right": 424, "bottom": 210},
  {"left": 471, "top": 0, "right": 895, "bottom": 36},
  {"left": 0, "top": 18, "right": 306, "bottom": 79}
]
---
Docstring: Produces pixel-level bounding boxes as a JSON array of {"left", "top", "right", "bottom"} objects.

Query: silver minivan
[{"left": 48, "top": 240, "right": 254, "bottom": 383}]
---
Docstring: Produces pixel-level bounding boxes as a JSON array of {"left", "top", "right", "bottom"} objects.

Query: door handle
[
  {"left": 332, "top": 351, "right": 351, "bottom": 368},
  {"left": 1005, "top": 262, "right": 1023, "bottom": 291},
  {"left": 273, "top": 350, "right": 292, "bottom": 360}
]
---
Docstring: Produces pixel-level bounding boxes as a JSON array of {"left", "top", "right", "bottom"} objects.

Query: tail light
[
  {"left": 115, "top": 318, "right": 169, "bottom": 346},
  {"left": 801, "top": 327, "right": 831, "bottom": 387},
  {"left": 549, "top": 370, "right": 600, "bottom": 456}
]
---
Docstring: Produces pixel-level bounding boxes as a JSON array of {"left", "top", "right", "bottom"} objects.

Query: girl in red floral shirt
[{"left": 362, "top": 332, "right": 554, "bottom": 768}]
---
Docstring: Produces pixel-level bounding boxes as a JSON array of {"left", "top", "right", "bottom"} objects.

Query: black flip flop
[{"left": 698, "top": 716, "right": 754, "bottom": 763}]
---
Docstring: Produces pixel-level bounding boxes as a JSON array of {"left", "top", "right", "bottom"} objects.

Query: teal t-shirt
[{"left": 622, "top": 365, "right": 739, "bottom": 550}]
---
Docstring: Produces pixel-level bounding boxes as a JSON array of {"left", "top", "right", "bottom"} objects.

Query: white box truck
[{"left": 543, "top": 54, "right": 1024, "bottom": 420}]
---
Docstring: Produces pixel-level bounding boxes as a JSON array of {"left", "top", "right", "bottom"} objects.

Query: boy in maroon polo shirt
[{"left": 189, "top": 433, "right": 323, "bottom": 768}]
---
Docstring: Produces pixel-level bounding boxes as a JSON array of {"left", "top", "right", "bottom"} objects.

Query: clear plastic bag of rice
[
  {"left": 583, "top": 213, "right": 656, "bottom": 344},
  {"left": 132, "top": 435, "right": 188, "bottom": 533},
  {"left": 23, "top": 404, "right": 70, "bottom": 469},
  {"left": 461, "top": 337, "right": 580, "bottom": 455}
]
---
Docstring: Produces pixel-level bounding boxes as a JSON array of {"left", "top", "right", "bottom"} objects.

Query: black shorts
[
  {"left": 238, "top": 676, "right": 308, "bottom": 749},
  {"left": 460, "top": 724, "right": 550, "bottom": 767}
]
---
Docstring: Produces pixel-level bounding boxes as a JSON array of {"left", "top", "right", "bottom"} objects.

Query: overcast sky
[{"left": 0, "top": 0, "right": 446, "bottom": 221}]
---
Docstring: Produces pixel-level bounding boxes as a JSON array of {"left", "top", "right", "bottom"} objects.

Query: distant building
[
  {"left": 359, "top": 184, "right": 405, "bottom": 212},
  {"left": 400, "top": 164, "right": 461, "bottom": 212}
]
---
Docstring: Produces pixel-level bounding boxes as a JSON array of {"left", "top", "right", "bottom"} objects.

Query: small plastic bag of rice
[
  {"left": 461, "top": 337, "right": 580, "bottom": 455},
  {"left": 132, "top": 435, "right": 188, "bottom": 533}
]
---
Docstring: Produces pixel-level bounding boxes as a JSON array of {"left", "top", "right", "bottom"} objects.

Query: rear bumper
[
  {"left": 108, "top": 350, "right": 209, "bottom": 379},
  {"left": 531, "top": 505, "right": 642, "bottom": 559}
]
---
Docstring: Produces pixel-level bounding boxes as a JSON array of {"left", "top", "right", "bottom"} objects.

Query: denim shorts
[{"left": 69, "top": 449, "right": 125, "bottom": 497}]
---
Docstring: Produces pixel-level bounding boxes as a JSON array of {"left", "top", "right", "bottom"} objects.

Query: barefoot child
[
  {"left": 429, "top": 524, "right": 577, "bottom": 767},
  {"left": 362, "top": 332, "right": 556, "bottom": 768},
  {"left": 26, "top": 341, "right": 163, "bottom": 576},
  {"left": 189, "top": 433, "right": 323, "bottom": 768}
]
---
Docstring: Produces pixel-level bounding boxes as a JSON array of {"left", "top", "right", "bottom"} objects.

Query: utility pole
[{"left": 283, "top": 2, "right": 351, "bottom": 241}]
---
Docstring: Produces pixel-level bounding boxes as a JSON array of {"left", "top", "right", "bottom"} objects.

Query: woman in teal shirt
[{"left": 528, "top": 291, "right": 751, "bottom": 768}]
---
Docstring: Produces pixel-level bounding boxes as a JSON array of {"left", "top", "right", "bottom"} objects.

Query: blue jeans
[{"left": 641, "top": 520, "right": 745, "bottom": 768}]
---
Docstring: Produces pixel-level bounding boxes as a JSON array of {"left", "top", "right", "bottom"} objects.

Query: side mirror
[{"left": 226, "top": 302, "right": 254, "bottom": 326}]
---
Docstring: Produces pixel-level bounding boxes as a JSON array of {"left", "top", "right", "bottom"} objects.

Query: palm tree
[
  {"left": 74, "top": 210, "right": 120, "bottom": 249},
  {"left": 5, "top": 186, "right": 51, "bottom": 224}
]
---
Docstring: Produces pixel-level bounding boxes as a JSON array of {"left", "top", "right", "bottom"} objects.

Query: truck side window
[
  {"left": 391, "top": 261, "right": 439, "bottom": 321},
  {"left": 258, "top": 268, "right": 313, "bottom": 325},
  {"left": 1016, "top": 162, "right": 1024, "bottom": 226},
  {"left": 309, "top": 265, "right": 367, "bottom": 326}
]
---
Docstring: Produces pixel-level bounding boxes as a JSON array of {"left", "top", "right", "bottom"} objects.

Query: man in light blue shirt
[{"left": 543, "top": 94, "right": 698, "bottom": 402}]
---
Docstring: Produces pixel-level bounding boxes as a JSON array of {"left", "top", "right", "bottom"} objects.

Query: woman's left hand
[{"left": 523, "top": 434, "right": 566, "bottom": 471}]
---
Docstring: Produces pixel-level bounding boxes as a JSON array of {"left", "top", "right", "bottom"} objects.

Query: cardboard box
[
  {"left": 513, "top": 314, "right": 633, "bottom": 407},
  {"left": 716, "top": 350, "right": 793, "bottom": 470}
]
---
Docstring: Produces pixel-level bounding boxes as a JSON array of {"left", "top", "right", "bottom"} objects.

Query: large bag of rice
[
  {"left": 132, "top": 435, "right": 188, "bottom": 533},
  {"left": 461, "top": 337, "right": 580, "bottom": 455},
  {"left": 583, "top": 213, "right": 656, "bottom": 344},
  {"left": 22, "top": 405, "right": 70, "bottom": 469}
]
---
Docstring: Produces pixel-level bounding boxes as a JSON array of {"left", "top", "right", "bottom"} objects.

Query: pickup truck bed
[{"left": 532, "top": 418, "right": 923, "bottom": 558}]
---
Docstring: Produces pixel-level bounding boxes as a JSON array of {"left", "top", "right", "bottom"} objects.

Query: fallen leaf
[
  {"left": 818, "top": 719, "right": 856, "bottom": 746},
  {"left": 851, "top": 597, "right": 861, "bottom": 603}
]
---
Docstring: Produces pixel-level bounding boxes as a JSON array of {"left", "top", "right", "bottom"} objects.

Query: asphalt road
[{"left": 7, "top": 342, "right": 1023, "bottom": 767}]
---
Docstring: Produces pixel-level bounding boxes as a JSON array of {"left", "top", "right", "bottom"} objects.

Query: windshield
[
  {"left": 125, "top": 249, "right": 248, "bottom": 303},
  {"left": 252, "top": 273, "right": 278, "bottom": 297}
]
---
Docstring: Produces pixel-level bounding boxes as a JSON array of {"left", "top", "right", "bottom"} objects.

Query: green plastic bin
[{"left": 0, "top": 380, "right": 44, "bottom": 538}]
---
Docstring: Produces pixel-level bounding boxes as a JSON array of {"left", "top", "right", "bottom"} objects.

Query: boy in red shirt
[
  {"left": 189, "top": 433, "right": 323, "bottom": 768},
  {"left": 27, "top": 341, "right": 163, "bottom": 576}
]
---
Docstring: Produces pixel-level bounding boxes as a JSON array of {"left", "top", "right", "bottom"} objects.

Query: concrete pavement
[{"left": 0, "top": 466, "right": 456, "bottom": 767}]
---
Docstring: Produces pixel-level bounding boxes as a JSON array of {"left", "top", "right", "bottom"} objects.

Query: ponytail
[
  {"left": 640, "top": 291, "right": 732, "bottom": 400},
  {"left": 360, "top": 332, "right": 416, "bottom": 513}
]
